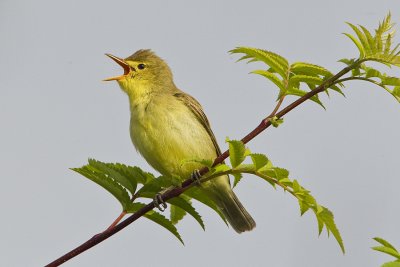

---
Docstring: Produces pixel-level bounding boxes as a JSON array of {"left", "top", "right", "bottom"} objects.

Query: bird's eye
[{"left": 137, "top": 63, "right": 146, "bottom": 70}]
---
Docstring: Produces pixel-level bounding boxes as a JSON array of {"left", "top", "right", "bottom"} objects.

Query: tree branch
[{"left": 45, "top": 61, "right": 356, "bottom": 267}]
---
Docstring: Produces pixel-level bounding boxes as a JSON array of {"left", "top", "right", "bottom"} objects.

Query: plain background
[{"left": 1, "top": 1, "right": 399, "bottom": 266}]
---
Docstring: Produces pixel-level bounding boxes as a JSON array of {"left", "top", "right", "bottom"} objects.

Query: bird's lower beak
[{"left": 103, "top": 54, "right": 130, "bottom": 81}]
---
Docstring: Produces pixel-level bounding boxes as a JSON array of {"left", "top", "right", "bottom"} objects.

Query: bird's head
[{"left": 104, "top": 49, "right": 174, "bottom": 95}]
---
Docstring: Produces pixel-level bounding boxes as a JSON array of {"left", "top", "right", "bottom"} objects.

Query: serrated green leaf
[
  {"left": 360, "top": 25, "right": 376, "bottom": 54},
  {"left": 289, "top": 75, "right": 324, "bottom": 87},
  {"left": 170, "top": 205, "right": 186, "bottom": 225},
  {"left": 71, "top": 166, "right": 134, "bottom": 212},
  {"left": 230, "top": 47, "right": 288, "bottom": 78},
  {"left": 285, "top": 87, "right": 325, "bottom": 108},
  {"left": 343, "top": 33, "right": 365, "bottom": 58},
  {"left": 373, "top": 246, "right": 400, "bottom": 259},
  {"left": 211, "top": 163, "right": 231, "bottom": 175},
  {"left": 262, "top": 167, "right": 289, "bottom": 181},
  {"left": 298, "top": 200, "right": 310, "bottom": 215},
  {"left": 252, "top": 70, "right": 285, "bottom": 91},
  {"left": 131, "top": 202, "right": 184, "bottom": 244},
  {"left": 347, "top": 22, "right": 370, "bottom": 56},
  {"left": 338, "top": 58, "right": 357, "bottom": 66},
  {"left": 292, "top": 179, "right": 301, "bottom": 192},
  {"left": 168, "top": 196, "right": 205, "bottom": 230},
  {"left": 250, "top": 153, "right": 269, "bottom": 170},
  {"left": 317, "top": 215, "right": 324, "bottom": 235},
  {"left": 384, "top": 33, "right": 393, "bottom": 55},
  {"left": 88, "top": 159, "right": 137, "bottom": 195},
  {"left": 185, "top": 187, "right": 228, "bottom": 226},
  {"left": 291, "top": 62, "right": 333, "bottom": 77},
  {"left": 330, "top": 84, "right": 346, "bottom": 97},
  {"left": 135, "top": 176, "right": 172, "bottom": 198},
  {"left": 106, "top": 163, "right": 155, "bottom": 185},
  {"left": 352, "top": 67, "right": 361, "bottom": 76},
  {"left": 232, "top": 172, "right": 243, "bottom": 188},
  {"left": 278, "top": 178, "right": 292, "bottom": 186},
  {"left": 317, "top": 207, "right": 345, "bottom": 253},
  {"left": 234, "top": 164, "right": 256, "bottom": 173},
  {"left": 382, "top": 77, "right": 400, "bottom": 86},
  {"left": 382, "top": 261, "right": 400, "bottom": 267},
  {"left": 181, "top": 158, "right": 213, "bottom": 168},
  {"left": 365, "top": 67, "right": 382, "bottom": 78},
  {"left": 227, "top": 140, "right": 246, "bottom": 168},
  {"left": 374, "top": 237, "right": 398, "bottom": 252},
  {"left": 392, "top": 86, "right": 400, "bottom": 102}
]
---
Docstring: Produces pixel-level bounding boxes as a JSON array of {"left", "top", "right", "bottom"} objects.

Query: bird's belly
[{"left": 130, "top": 102, "right": 217, "bottom": 179}]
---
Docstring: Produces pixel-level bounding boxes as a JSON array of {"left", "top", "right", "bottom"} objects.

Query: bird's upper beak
[{"left": 103, "top": 54, "right": 130, "bottom": 81}]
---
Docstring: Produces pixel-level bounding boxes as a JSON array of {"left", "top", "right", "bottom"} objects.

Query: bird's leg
[
  {"left": 154, "top": 192, "right": 168, "bottom": 212},
  {"left": 191, "top": 169, "right": 202, "bottom": 186}
]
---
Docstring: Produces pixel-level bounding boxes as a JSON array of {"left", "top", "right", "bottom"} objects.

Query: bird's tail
[{"left": 204, "top": 178, "right": 256, "bottom": 233}]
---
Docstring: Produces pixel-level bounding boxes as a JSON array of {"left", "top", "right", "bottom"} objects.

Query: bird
[{"left": 104, "top": 49, "right": 255, "bottom": 233}]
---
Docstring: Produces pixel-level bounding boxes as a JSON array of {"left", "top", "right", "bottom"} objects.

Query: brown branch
[{"left": 45, "top": 62, "right": 356, "bottom": 267}]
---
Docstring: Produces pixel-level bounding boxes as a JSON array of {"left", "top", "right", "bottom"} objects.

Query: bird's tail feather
[{"left": 209, "top": 186, "right": 256, "bottom": 233}]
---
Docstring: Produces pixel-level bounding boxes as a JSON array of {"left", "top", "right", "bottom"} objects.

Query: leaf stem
[{"left": 45, "top": 61, "right": 358, "bottom": 267}]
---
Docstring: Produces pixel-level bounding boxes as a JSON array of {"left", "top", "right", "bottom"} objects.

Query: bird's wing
[{"left": 173, "top": 92, "right": 222, "bottom": 156}]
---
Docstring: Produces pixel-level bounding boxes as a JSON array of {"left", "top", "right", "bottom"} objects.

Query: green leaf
[
  {"left": 262, "top": 167, "right": 289, "bottom": 181},
  {"left": 382, "top": 77, "right": 400, "bottom": 86},
  {"left": 88, "top": 159, "right": 137, "bottom": 195},
  {"left": 227, "top": 139, "right": 247, "bottom": 168},
  {"left": 298, "top": 200, "right": 310, "bottom": 215},
  {"left": 71, "top": 166, "right": 134, "bottom": 212},
  {"left": 346, "top": 22, "right": 370, "bottom": 56},
  {"left": 285, "top": 87, "right": 325, "bottom": 109},
  {"left": 374, "top": 237, "right": 399, "bottom": 252},
  {"left": 278, "top": 178, "right": 292, "bottom": 186},
  {"left": 106, "top": 163, "right": 155, "bottom": 185},
  {"left": 343, "top": 33, "right": 365, "bottom": 58},
  {"left": 317, "top": 207, "right": 345, "bottom": 253},
  {"left": 270, "top": 116, "right": 284, "bottom": 127},
  {"left": 365, "top": 67, "right": 382, "bottom": 78},
  {"left": 392, "top": 86, "right": 400, "bottom": 102},
  {"left": 168, "top": 195, "right": 205, "bottom": 230},
  {"left": 292, "top": 179, "right": 301, "bottom": 192},
  {"left": 289, "top": 75, "right": 324, "bottom": 87},
  {"left": 135, "top": 176, "right": 172, "bottom": 198},
  {"left": 338, "top": 58, "right": 357, "bottom": 66},
  {"left": 131, "top": 202, "right": 184, "bottom": 244},
  {"left": 170, "top": 205, "right": 186, "bottom": 225},
  {"left": 232, "top": 163, "right": 255, "bottom": 173},
  {"left": 382, "top": 261, "right": 400, "bottom": 267},
  {"left": 210, "top": 163, "right": 231, "bottom": 175},
  {"left": 232, "top": 172, "right": 243, "bottom": 187},
  {"left": 291, "top": 62, "right": 333, "bottom": 77},
  {"left": 230, "top": 47, "right": 289, "bottom": 78},
  {"left": 252, "top": 70, "right": 285, "bottom": 91},
  {"left": 184, "top": 187, "right": 228, "bottom": 226},
  {"left": 360, "top": 25, "right": 376, "bottom": 54},
  {"left": 250, "top": 153, "right": 270, "bottom": 170},
  {"left": 181, "top": 158, "right": 213, "bottom": 169},
  {"left": 373, "top": 246, "right": 400, "bottom": 259}
]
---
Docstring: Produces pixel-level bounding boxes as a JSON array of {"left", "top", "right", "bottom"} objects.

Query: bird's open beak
[{"left": 103, "top": 54, "right": 130, "bottom": 81}]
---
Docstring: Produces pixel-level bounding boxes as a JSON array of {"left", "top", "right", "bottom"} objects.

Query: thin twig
[{"left": 45, "top": 61, "right": 357, "bottom": 267}]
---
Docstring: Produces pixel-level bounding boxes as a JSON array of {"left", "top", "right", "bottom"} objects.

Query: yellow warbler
[{"left": 105, "top": 50, "right": 255, "bottom": 233}]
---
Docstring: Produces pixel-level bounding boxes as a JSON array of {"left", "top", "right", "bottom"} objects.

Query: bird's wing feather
[{"left": 173, "top": 92, "right": 222, "bottom": 156}]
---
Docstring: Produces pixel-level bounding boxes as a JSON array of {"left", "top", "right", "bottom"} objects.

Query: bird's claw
[
  {"left": 191, "top": 169, "right": 202, "bottom": 186},
  {"left": 153, "top": 193, "right": 167, "bottom": 212}
]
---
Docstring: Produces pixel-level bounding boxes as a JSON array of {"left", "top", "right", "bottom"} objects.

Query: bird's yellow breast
[{"left": 129, "top": 92, "right": 217, "bottom": 179}]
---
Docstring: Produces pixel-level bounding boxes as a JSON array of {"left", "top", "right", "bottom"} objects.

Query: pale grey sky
[{"left": 0, "top": 1, "right": 399, "bottom": 266}]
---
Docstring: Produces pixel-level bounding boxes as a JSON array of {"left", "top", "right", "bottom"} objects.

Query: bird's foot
[
  {"left": 153, "top": 193, "right": 167, "bottom": 212},
  {"left": 191, "top": 169, "right": 202, "bottom": 186}
]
